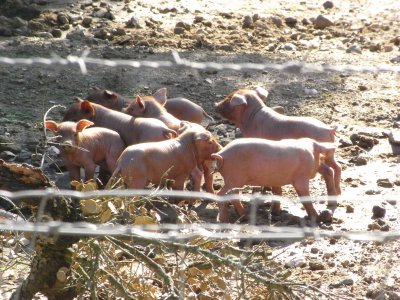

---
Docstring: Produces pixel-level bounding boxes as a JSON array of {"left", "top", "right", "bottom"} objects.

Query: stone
[
  {"left": 318, "top": 210, "right": 333, "bottom": 223},
  {"left": 174, "top": 27, "right": 185, "bottom": 35},
  {"left": 0, "top": 151, "right": 16, "bottom": 161},
  {"left": 282, "top": 43, "right": 296, "bottom": 51},
  {"left": 285, "top": 17, "right": 297, "bottom": 28},
  {"left": 351, "top": 155, "right": 368, "bottom": 166},
  {"left": 51, "top": 28, "right": 62, "bottom": 38},
  {"left": 81, "top": 17, "right": 92, "bottom": 28},
  {"left": 372, "top": 205, "right": 386, "bottom": 218},
  {"left": 271, "top": 16, "right": 283, "bottom": 27},
  {"left": 368, "top": 222, "right": 381, "bottom": 230},
  {"left": 346, "top": 44, "right": 362, "bottom": 54},
  {"left": 314, "top": 15, "right": 334, "bottom": 29},
  {"left": 388, "top": 130, "right": 400, "bottom": 145},
  {"left": 310, "top": 247, "right": 319, "bottom": 254},
  {"left": 309, "top": 260, "right": 326, "bottom": 271},
  {"left": 175, "top": 21, "right": 191, "bottom": 31},
  {"left": 125, "top": 16, "right": 142, "bottom": 28},
  {"left": 57, "top": 13, "right": 70, "bottom": 25},
  {"left": 346, "top": 205, "right": 354, "bottom": 213},
  {"left": 377, "top": 178, "right": 394, "bottom": 188},
  {"left": 66, "top": 29, "right": 86, "bottom": 41},
  {"left": 242, "top": 15, "right": 253, "bottom": 29},
  {"left": 193, "top": 16, "right": 204, "bottom": 23},
  {"left": 323, "top": 1, "right": 334, "bottom": 9}
]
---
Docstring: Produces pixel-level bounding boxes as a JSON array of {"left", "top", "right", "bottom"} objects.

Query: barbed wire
[
  {"left": 0, "top": 50, "right": 399, "bottom": 75},
  {"left": 0, "top": 188, "right": 399, "bottom": 241}
]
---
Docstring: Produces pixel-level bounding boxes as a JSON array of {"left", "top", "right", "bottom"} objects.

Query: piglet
[
  {"left": 107, "top": 129, "right": 221, "bottom": 193},
  {"left": 86, "top": 87, "right": 214, "bottom": 124},
  {"left": 215, "top": 87, "right": 341, "bottom": 196},
  {"left": 86, "top": 87, "right": 127, "bottom": 111},
  {"left": 45, "top": 119, "right": 125, "bottom": 183},
  {"left": 63, "top": 99, "right": 176, "bottom": 146},
  {"left": 211, "top": 137, "right": 337, "bottom": 223},
  {"left": 123, "top": 88, "right": 183, "bottom": 131}
]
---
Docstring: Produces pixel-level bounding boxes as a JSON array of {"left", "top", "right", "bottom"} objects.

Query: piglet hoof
[{"left": 318, "top": 210, "right": 333, "bottom": 223}]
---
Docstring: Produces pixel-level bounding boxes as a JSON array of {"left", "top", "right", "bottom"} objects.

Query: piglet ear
[
  {"left": 194, "top": 132, "right": 210, "bottom": 141},
  {"left": 104, "top": 90, "right": 118, "bottom": 101},
  {"left": 230, "top": 93, "right": 247, "bottom": 106},
  {"left": 44, "top": 120, "right": 58, "bottom": 133},
  {"left": 255, "top": 86, "right": 269, "bottom": 101},
  {"left": 153, "top": 88, "right": 167, "bottom": 106},
  {"left": 76, "top": 119, "right": 94, "bottom": 132},
  {"left": 136, "top": 96, "right": 146, "bottom": 110},
  {"left": 80, "top": 100, "right": 95, "bottom": 115},
  {"left": 75, "top": 96, "right": 84, "bottom": 103}
]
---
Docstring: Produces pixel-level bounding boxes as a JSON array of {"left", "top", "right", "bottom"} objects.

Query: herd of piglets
[{"left": 45, "top": 86, "right": 341, "bottom": 223}]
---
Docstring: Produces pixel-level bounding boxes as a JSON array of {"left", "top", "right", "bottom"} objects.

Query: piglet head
[
  {"left": 193, "top": 131, "right": 222, "bottom": 162},
  {"left": 215, "top": 90, "right": 249, "bottom": 125},
  {"left": 124, "top": 96, "right": 146, "bottom": 117},
  {"left": 152, "top": 88, "right": 167, "bottom": 106},
  {"left": 62, "top": 99, "right": 96, "bottom": 122},
  {"left": 45, "top": 119, "right": 93, "bottom": 152}
]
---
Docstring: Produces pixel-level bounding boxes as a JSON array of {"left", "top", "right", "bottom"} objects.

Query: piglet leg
[
  {"left": 270, "top": 186, "right": 282, "bottom": 215},
  {"left": 293, "top": 180, "right": 319, "bottom": 221},
  {"left": 318, "top": 162, "right": 337, "bottom": 207}
]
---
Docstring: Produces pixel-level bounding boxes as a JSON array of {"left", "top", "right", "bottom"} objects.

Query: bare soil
[{"left": 0, "top": 0, "right": 399, "bottom": 299}]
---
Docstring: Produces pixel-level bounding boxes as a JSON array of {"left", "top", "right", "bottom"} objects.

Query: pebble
[
  {"left": 309, "top": 260, "right": 326, "bottom": 271},
  {"left": 372, "top": 205, "right": 386, "bottom": 218},
  {"left": 377, "top": 178, "right": 394, "bottom": 188},
  {"left": 313, "top": 15, "right": 334, "bottom": 29},
  {"left": 271, "top": 16, "right": 283, "bottom": 27},
  {"left": 339, "top": 136, "right": 353, "bottom": 147},
  {"left": 174, "top": 27, "right": 185, "bottom": 35},
  {"left": 51, "top": 29, "right": 62, "bottom": 38},
  {"left": 81, "top": 17, "right": 93, "bottom": 28},
  {"left": 310, "top": 247, "right": 319, "bottom": 254},
  {"left": 323, "top": 1, "right": 334, "bottom": 9},
  {"left": 351, "top": 154, "right": 368, "bottom": 166},
  {"left": 390, "top": 55, "right": 400, "bottom": 63},
  {"left": 330, "top": 278, "right": 354, "bottom": 288},
  {"left": 304, "top": 88, "right": 318, "bottom": 96},
  {"left": 365, "top": 189, "right": 381, "bottom": 195},
  {"left": 242, "top": 15, "right": 253, "bottom": 29},
  {"left": 367, "top": 222, "right": 381, "bottom": 230},
  {"left": 319, "top": 210, "right": 333, "bottom": 223},
  {"left": 346, "top": 205, "right": 354, "bottom": 213},
  {"left": 282, "top": 43, "right": 296, "bottom": 51},
  {"left": 0, "top": 151, "right": 16, "bottom": 161},
  {"left": 346, "top": 44, "right": 362, "bottom": 54},
  {"left": 125, "top": 16, "right": 142, "bottom": 28},
  {"left": 175, "top": 21, "right": 191, "bottom": 31},
  {"left": 388, "top": 130, "right": 400, "bottom": 145},
  {"left": 284, "top": 17, "right": 297, "bottom": 28},
  {"left": 66, "top": 29, "right": 86, "bottom": 41}
]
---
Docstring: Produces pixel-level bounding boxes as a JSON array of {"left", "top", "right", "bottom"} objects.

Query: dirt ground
[{"left": 0, "top": 0, "right": 400, "bottom": 299}]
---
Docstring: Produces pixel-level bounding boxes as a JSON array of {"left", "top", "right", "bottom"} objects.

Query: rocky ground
[{"left": 0, "top": 0, "right": 400, "bottom": 299}]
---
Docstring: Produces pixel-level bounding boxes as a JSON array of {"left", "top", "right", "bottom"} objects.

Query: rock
[
  {"left": 358, "top": 85, "right": 368, "bottom": 91},
  {"left": 0, "top": 151, "right": 16, "bottom": 161},
  {"left": 346, "top": 44, "right": 362, "bottom": 54},
  {"left": 383, "top": 45, "right": 393, "bottom": 52},
  {"left": 314, "top": 15, "right": 334, "bottom": 29},
  {"left": 57, "top": 13, "right": 70, "bottom": 26},
  {"left": 309, "top": 260, "right": 326, "bottom": 271},
  {"left": 271, "top": 16, "right": 283, "bottom": 27},
  {"left": 304, "top": 88, "right": 318, "bottom": 96},
  {"left": 51, "top": 28, "right": 62, "bottom": 38},
  {"left": 126, "top": 15, "right": 142, "bottom": 28},
  {"left": 242, "top": 15, "right": 253, "bottom": 29},
  {"left": 369, "top": 43, "right": 381, "bottom": 52},
  {"left": 380, "top": 224, "right": 390, "bottom": 231},
  {"left": 193, "top": 16, "right": 204, "bottom": 23},
  {"left": 377, "top": 178, "right": 394, "bottom": 188},
  {"left": 318, "top": 210, "right": 333, "bottom": 223},
  {"left": 346, "top": 205, "right": 354, "bottom": 213},
  {"left": 365, "top": 189, "right": 381, "bottom": 195},
  {"left": 350, "top": 133, "right": 377, "bottom": 149},
  {"left": 94, "top": 28, "right": 112, "bottom": 40},
  {"left": 310, "top": 247, "right": 319, "bottom": 254},
  {"left": 282, "top": 43, "right": 296, "bottom": 51},
  {"left": 175, "top": 21, "right": 191, "bottom": 31},
  {"left": 81, "top": 17, "right": 92, "bottom": 28},
  {"left": 330, "top": 278, "right": 354, "bottom": 288},
  {"left": 351, "top": 154, "right": 368, "bottom": 166},
  {"left": 339, "top": 136, "right": 353, "bottom": 147},
  {"left": 174, "top": 27, "right": 185, "bottom": 35},
  {"left": 66, "top": 29, "right": 86, "bottom": 41},
  {"left": 323, "top": 1, "right": 334, "bottom": 9},
  {"left": 388, "top": 130, "right": 400, "bottom": 145},
  {"left": 37, "top": 32, "right": 53, "bottom": 39},
  {"left": 372, "top": 205, "right": 386, "bottom": 218},
  {"left": 390, "top": 55, "right": 400, "bottom": 63},
  {"left": 368, "top": 222, "right": 381, "bottom": 230},
  {"left": 285, "top": 17, "right": 297, "bottom": 28}
]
